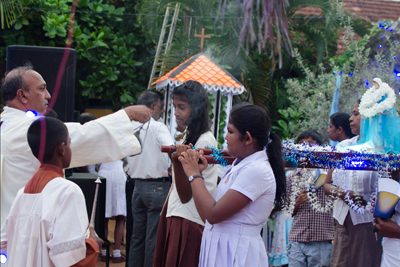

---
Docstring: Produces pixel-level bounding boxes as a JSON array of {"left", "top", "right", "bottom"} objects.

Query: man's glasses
[{"left": 132, "top": 120, "right": 150, "bottom": 156}]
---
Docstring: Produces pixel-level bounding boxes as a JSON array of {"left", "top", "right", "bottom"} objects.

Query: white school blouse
[
  {"left": 166, "top": 131, "right": 218, "bottom": 226},
  {"left": 199, "top": 150, "right": 276, "bottom": 267}
]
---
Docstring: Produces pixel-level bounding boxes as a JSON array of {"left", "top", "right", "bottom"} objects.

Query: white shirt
[
  {"left": 127, "top": 118, "right": 174, "bottom": 179},
  {"left": 1, "top": 178, "right": 89, "bottom": 267},
  {"left": 166, "top": 131, "right": 218, "bottom": 226},
  {"left": 216, "top": 150, "right": 276, "bottom": 226},
  {"left": 199, "top": 151, "right": 274, "bottom": 267},
  {"left": 0, "top": 106, "right": 140, "bottom": 225},
  {"left": 333, "top": 136, "right": 378, "bottom": 225}
]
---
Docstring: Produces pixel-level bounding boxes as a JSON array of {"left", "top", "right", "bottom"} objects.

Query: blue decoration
[
  {"left": 395, "top": 41, "right": 398, "bottom": 44},
  {"left": 329, "top": 75, "right": 341, "bottom": 146},
  {"left": 379, "top": 45, "right": 383, "bottom": 48},
  {"left": 348, "top": 73, "right": 354, "bottom": 77},
  {"left": 377, "top": 63, "right": 380, "bottom": 66},
  {"left": 382, "top": 36, "right": 386, "bottom": 39},
  {"left": 390, "top": 29, "right": 393, "bottom": 32},
  {"left": 366, "top": 79, "right": 370, "bottom": 87},
  {"left": 339, "top": 71, "right": 343, "bottom": 75},
  {"left": 25, "top": 110, "right": 38, "bottom": 118},
  {"left": 206, "top": 146, "right": 228, "bottom": 166},
  {"left": 0, "top": 251, "right": 7, "bottom": 264},
  {"left": 281, "top": 140, "right": 400, "bottom": 171},
  {"left": 283, "top": 156, "right": 298, "bottom": 167}
]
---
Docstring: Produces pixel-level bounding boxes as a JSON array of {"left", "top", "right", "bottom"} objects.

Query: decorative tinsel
[{"left": 282, "top": 140, "right": 400, "bottom": 171}]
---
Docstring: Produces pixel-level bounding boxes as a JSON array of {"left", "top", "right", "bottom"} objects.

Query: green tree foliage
[{"left": 1, "top": 0, "right": 151, "bottom": 110}]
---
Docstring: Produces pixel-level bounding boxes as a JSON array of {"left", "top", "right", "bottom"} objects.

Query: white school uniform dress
[
  {"left": 199, "top": 150, "right": 276, "bottom": 267},
  {"left": 381, "top": 203, "right": 400, "bottom": 267},
  {"left": 98, "top": 160, "right": 127, "bottom": 218}
]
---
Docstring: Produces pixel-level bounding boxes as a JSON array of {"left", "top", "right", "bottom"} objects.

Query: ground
[{"left": 96, "top": 219, "right": 127, "bottom": 267}]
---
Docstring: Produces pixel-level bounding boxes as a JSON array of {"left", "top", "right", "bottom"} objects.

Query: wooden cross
[{"left": 195, "top": 28, "right": 211, "bottom": 52}]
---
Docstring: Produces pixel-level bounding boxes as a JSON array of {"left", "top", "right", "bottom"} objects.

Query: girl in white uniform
[{"left": 178, "top": 105, "right": 286, "bottom": 267}]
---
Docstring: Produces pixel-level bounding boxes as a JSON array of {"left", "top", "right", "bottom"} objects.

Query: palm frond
[
  {"left": 1, "top": 0, "right": 23, "bottom": 29},
  {"left": 217, "top": 0, "right": 293, "bottom": 69}
]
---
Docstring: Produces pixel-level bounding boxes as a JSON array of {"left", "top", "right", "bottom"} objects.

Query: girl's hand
[
  {"left": 171, "top": 144, "right": 191, "bottom": 160},
  {"left": 178, "top": 149, "right": 201, "bottom": 177},
  {"left": 198, "top": 150, "right": 209, "bottom": 173}
]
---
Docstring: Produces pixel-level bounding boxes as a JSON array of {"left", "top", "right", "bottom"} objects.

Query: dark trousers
[
  {"left": 125, "top": 177, "right": 135, "bottom": 267},
  {"left": 128, "top": 178, "right": 170, "bottom": 267}
]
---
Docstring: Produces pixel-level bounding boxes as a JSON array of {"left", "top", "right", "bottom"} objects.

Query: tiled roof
[
  {"left": 296, "top": 0, "right": 400, "bottom": 22},
  {"left": 153, "top": 53, "right": 246, "bottom": 95},
  {"left": 343, "top": 0, "right": 400, "bottom": 22}
]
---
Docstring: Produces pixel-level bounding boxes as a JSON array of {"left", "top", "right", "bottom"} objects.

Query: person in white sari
[{"left": 0, "top": 65, "right": 151, "bottom": 225}]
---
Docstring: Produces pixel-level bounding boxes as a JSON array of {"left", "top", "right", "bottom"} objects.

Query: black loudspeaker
[{"left": 6, "top": 45, "right": 76, "bottom": 122}]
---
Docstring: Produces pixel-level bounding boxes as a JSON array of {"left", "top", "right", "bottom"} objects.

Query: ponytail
[
  {"left": 229, "top": 105, "right": 286, "bottom": 206},
  {"left": 266, "top": 132, "right": 286, "bottom": 206}
]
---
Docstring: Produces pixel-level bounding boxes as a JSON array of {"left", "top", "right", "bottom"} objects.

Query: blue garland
[
  {"left": 173, "top": 145, "right": 228, "bottom": 166},
  {"left": 282, "top": 140, "right": 400, "bottom": 171},
  {"left": 207, "top": 146, "right": 228, "bottom": 167}
]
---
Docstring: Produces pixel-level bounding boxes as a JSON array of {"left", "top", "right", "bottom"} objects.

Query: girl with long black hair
[
  {"left": 153, "top": 81, "right": 218, "bottom": 267},
  {"left": 177, "top": 104, "right": 286, "bottom": 266}
]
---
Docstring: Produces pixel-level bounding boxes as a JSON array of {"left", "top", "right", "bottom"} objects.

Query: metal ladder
[{"left": 147, "top": 3, "right": 180, "bottom": 89}]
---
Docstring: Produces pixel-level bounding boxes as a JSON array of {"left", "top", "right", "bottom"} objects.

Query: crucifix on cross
[{"left": 195, "top": 28, "right": 211, "bottom": 52}]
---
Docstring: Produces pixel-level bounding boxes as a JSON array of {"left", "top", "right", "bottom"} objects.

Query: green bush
[{"left": 1, "top": 0, "right": 151, "bottom": 110}]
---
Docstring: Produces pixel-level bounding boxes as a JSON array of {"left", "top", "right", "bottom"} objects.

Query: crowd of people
[{"left": 1, "top": 66, "right": 400, "bottom": 267}]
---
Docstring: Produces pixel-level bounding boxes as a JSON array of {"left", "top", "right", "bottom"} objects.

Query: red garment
[
  {"left": 24, "top": 164, "right": 64, "bottom": 194},
  {"left": 153, "top": 199, "right": 204, "bottom": 267},
  {"left": 24, "top": 163, "right": 99, "bottom": 266}
]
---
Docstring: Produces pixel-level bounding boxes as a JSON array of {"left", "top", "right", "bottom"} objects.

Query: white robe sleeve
[
  {"left": 66, "top": 110, "right": 141, "bottom": 168},
  {"left": 46, "top": 183, "right": 89, "bottom": 267}
]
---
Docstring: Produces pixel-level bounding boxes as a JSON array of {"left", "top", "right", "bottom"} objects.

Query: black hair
[
  {"left": 330, "top": 112, "right": 355, "bottom": 139},
  {"left": 152, "top": 89, "right": 164, "bottom": 101},
  {"left": 77, "top": 112, "right": 96, "bottom": 125},
  {"left": 357, "top": 98, "right": 361, "bottom": 104},
  {"left": 231, "top": 101, "right": 250, "bottom": 110},
  {"left": 27, "top": 117, "right": 68, "bottom": 163},
  {"left": 229, "top": 105, "right": 286, "bottom": 206},
  {"left": 138, "top": 90, "right": 164, "bottom": 107},
  {"left": 1, "top": 63, "right": 34, "bottom": 103},
  {"left": 45, "top": 109, "right": 59, "bottom": 119},
  {"left": 296, "top": 130, "right": 323, "bottom": 145},
  {"left": 172, "top": 81, "right": 210, "bottom": 145}
]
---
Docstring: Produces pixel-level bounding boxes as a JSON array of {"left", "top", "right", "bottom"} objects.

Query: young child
[
  {"left": 328, "top": 112, "right": 355, "bottom": 142},
  {"left": 0, "top": 117, "right": 103, "bottom": 266},
  {"left": 285, "top": 130, "right": 334, "bottom": 267},
  {"left": 153, "top": 81, "right": 218, "bottom": 267},
  {"left": 97, "top": 160, "right": 127, "bottom": 263},
  {"left": 78, "top": 114, "right": 126, "bottom": 263},
  {"left": 177, "top": 105, "right": 286, "bottom": 266}
]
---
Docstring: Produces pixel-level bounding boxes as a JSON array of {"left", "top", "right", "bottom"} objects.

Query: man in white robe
[{"left": 0, "top": 65, "right": 151, "bottom": 225}]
